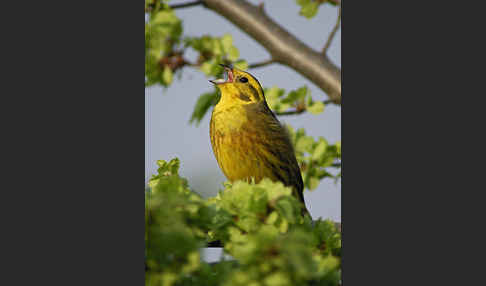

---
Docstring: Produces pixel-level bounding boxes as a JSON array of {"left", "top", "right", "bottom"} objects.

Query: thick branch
[{"left": 202, "top": 0, "right": 341, "bottom": 103}]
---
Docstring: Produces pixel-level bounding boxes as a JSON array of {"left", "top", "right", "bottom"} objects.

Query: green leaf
[
  {"left": 234, "top": 59, "right": 248, "bottom": 71},
  {"left": 299, "top": 1, "right": 320, "bottom": 18},
  {"left": 221, "top": 34, "right": 233, "bottom": 53},
  {"left": 279, "top": 219, "right": 289, "bottom": 233},
  {"left": 296, "top": 0, "right": 310, "bottom": 6},
  {"left": 200, "top": 60, "right": 216, "bottom": 75},
  {"left": 316, "top": 169, "right": 333, "bottom": 180},
  {"left": 275, "top": 198, "right": 298, "bottom": 224},
  {"left": 295, "top": 86, "right": 308, "bottom": 98},
  {"left": 162, "top": 66, "right": 173, "bottom": 85},
  {"left": 307, "top": 101, "right": 325, "bottom": 114},
  {"left": 190, "top": 91, "right": 219, "bottom": 125},
  {"left": 266, "top": 211, "right": 279, "bottom": 225},
  {"left": 150, "top": 10, "right": 183, "bottom": 39},
  {"left": 308, "top": 176, "right": 320, "bottom": 190},
  {"left": 265, "top": 86, "right": 290, "bottom": 112},
  {"left": 213, "top": 39, "right": 224, "bottom": 56},
  {"left": 312, "top": 139, "right": 328, "bottom": 161},
  {"left": 228, "top": 46, "right": 240, "bottom": 61},
  {"left": 282, "top": 86, "right": 307, "bottom": 104},
  {"left": 295, "top": 136, "right": 314, "bottom": 153},
  {"left": 264, "top": 272, "right": 291, "bottom": 286},
  {"left": 265, "top": 86, "right": 285, "bottom": 99}
]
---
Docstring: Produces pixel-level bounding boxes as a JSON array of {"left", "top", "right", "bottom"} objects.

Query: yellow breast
[
  {"left": 210, "top": 106, "right": 257, "bottom": 181},
  {"left": 210, "top": 105, "right": 286, "bottom": 184}
]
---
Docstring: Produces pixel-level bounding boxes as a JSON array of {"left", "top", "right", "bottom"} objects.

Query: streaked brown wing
[{"left": 243, "top": 103, "right": 305, "bottom": 204}]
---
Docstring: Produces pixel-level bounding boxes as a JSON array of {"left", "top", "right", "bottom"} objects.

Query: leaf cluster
[
  {"left": 146, "top": 158, "right": 233, "bottom": 286},
  {"left": 145, "top": 3, "right": 248, "bottom": 89},
  {"left": 287, "top": 125, "right": 341, "bottom": 190},
  {"left": 146, "top": 158, "right": 341, "bottom": 286},
  {"left": 265, "top": 85, "right": 325, "bottom": 115},
  {"left": 185, "top": 34, "right": 248, "bottom": 77},
  {"left": 145, "top": 3, "right": 183, "bottom": 87}
]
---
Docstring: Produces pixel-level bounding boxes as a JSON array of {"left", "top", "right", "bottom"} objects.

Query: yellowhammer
[{"left": 209, "top": 64, "right": 310, "bottom": 216}]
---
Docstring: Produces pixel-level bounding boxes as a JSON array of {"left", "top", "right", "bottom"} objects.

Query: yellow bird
[{"left": 209, "top": 64, "right": 310, "bottom": 216}]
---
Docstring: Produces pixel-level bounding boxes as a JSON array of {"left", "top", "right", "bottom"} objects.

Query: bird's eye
[{"left": 239, "top": 77, "right": 248, "bottom": 83}]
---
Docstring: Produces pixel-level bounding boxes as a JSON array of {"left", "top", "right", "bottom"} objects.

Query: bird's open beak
[{"left": 209, "top": 64, "right": 234, "bottom": 85}]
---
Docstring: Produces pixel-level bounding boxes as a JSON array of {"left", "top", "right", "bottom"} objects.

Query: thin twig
[
  {"left": 331, "top": 162, "right": 341, "bottom": 168},
  {"left": 275, "top": 109, "right": 306, "bottom": 116},
  {"left": 170, "top": 0, "right": 204, "bottom": 9},
  {"left": 274, "top": 99, "right": 335, "bottom": 116},
  {"left": 322, "top": 5, "right": 341, "bottom": 55},
  {"left": 207, "top": 240, "right": 223, "bottom": 247},
  {"left": 248, "top": 59, "right": 275, "bottom": 69}
]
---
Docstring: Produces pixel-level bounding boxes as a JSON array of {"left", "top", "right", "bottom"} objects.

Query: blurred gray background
[{"left": 145, "top": 0, "right": 341, "bottom": 223}]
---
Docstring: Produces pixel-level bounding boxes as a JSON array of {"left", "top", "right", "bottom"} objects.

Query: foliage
[
  {"left": 145, "top": 3, "right": 247, "bottom": 88},
  {"left": 145, "top": 1, "right": 183, "bottom": 87},
  {"left": 146, "top": 159, "right": 341, "bottom": 286},
  {"left": 185, "top": 34, "right": 248, "bottom": 77},
  {"left": 287, "top": 126, "right": 341, "bottom": 190},
  {"left": 265, "top": 85, "right": 325, "bottom": 115}
]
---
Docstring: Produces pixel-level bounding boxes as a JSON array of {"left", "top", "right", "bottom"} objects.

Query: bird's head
[{"left": 210, "top": 64, "right": 265, "bottom": 104}]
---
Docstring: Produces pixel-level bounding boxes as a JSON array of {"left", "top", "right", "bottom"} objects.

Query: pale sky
[{"left": 145, "top": 1, "right": 341, "bottom": 223}]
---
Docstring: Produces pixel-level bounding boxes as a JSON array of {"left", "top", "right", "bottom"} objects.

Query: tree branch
[
  {"left": 275, "top": 99, "right": 334, "bottom": 116},
  {"left": 170, "top": 0, "right": 204, "bottom": 9},
  {"left": 202, "top": 0, "right": 341, "bottom": 104},
  {"left": 322, "top": 5, "right": 341, "bottom": 55},
  {"left": 248, "top": 59, "right": 275, "bottom": 69}
]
